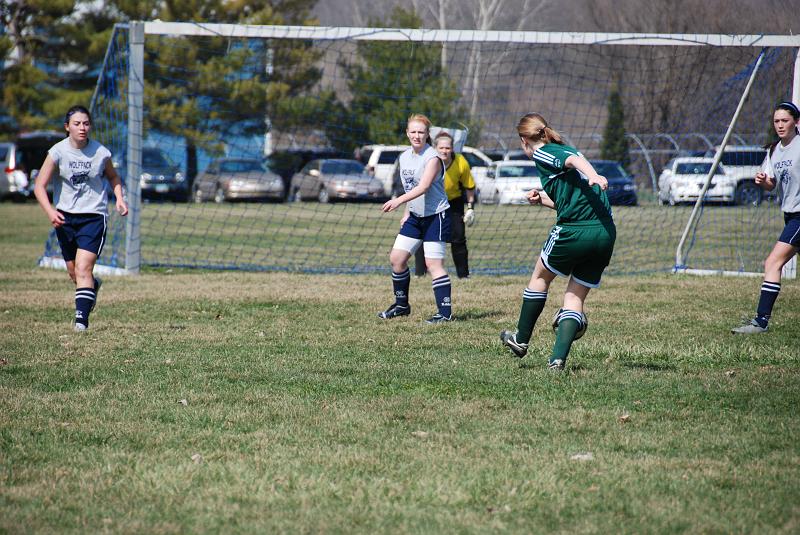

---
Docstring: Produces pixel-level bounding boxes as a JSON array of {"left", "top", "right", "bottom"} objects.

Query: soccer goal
[{"left": 38, "top": 21, "right": 800, "bottom": 276}]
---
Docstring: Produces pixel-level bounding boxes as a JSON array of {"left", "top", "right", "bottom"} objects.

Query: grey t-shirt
[
  {"left": 764, "top": 135, "right": 800, "bottom": 214},
  {"left": 49, "top": 138, "right": 112, "bottom": 215},
  {"left": 398, "top": 145, "right": 449, "bottom": 217}
]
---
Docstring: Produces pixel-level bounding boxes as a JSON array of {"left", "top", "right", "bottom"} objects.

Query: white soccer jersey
[
  {"left": 763, "top": 135, "right": 800, "bottom": 213},
  {"left": 398, "top": 145, "right": 449, "bottom": 217},
  {"left": 49, "top": 138, "right": 112, "bottom": 215}
]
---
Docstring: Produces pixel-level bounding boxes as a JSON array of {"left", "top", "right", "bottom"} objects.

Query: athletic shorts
[
  {"left": 539, "top": 220, "right": 616, "bottom": 288},
  {"left": 55, "top": 211, "right": 107, "bottom": 262},
  {"left": 779, "top": 212, "right": 800, "bottom": 247},
  {"left": 399, "top": 211, "right": 451, "bottom": 243}
]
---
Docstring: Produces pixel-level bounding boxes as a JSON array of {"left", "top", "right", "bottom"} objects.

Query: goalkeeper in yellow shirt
[{"left": 415, "top": 131, "right": 476, "bottom": 279}]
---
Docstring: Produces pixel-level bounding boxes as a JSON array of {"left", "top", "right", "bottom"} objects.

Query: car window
[
  {"left": 462, "top": 152, "right": 487, "bottom": 168},
  {"left": 142, "top": 149, "right": 171, "bottom": 168},
  {"left": 321, "top": 160, "right": 365, "bottom": 175},
  {"left": 675, "top": 163, "right": 723, "bottom": 175},
  {"left": 498, "top": 165, "right": 539, "bottom": 178},
  {"left": 504, "top": 150, "right": 529, "bottom": 161},
  {"left": 220, "top": 160, "right": 264, "bottom": 173},
  {"left": 377, "top": 151, "right": 401, "bottom": 165},
  {"left": 358, "top": 150, "right": 372, "bottom": 165},
  {"left": 590, "top": 161, "right": 626, "bottom": 179},
  {"left": 720, "top": 151, "right": 766, "bottom": 166},
  {"left": 300, "top": 161, "right": 317, "bottom": 174},
  {"left": 0, "top": 145, "right": 8, "bottom": 161}
]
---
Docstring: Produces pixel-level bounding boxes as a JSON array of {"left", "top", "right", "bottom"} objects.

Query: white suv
[
  {"left": 356, "top": 144, "right": 408, "bottom": 196},
  {"left": 705, "top": 145, "right": 769, "bottom": 205}
]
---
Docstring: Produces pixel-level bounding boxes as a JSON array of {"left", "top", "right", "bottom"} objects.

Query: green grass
[{"left": 2, "top": 203, "right": 799, "bottom": 534}]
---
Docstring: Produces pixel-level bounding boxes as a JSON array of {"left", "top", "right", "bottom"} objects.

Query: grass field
[{"left": 2, "top": 203, "right": 799, "bottom": 534}]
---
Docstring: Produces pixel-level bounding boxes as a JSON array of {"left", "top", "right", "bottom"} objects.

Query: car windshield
[
  {"left": 0, "top": 146, "right": 8, "bottom": 160},
  {"left": 142, "top": 150, "right": 170, "bottom": 167},
  {"left": 676, "top": 163, "right": 723, "bottom": 175},
  {"left": 377, "top": 151, "right": 402, "bottom": 164},
  {"left": 220, "top": 160, "right": 264, "bottom": 173},
  {"left": 719, "top": 151, "right": 766, "bottom": 166},
  {"left": 498, "top": 165, "right": 539, "bottom": 178},
  {"left": 505, "top": 150, "right": 529, "bottom": 161},
  {"left": 321, "top": 160, "right": 365, "bottom": 175},
  {"left": 590, "top": 161, "right": 627, "bottom": 179}
]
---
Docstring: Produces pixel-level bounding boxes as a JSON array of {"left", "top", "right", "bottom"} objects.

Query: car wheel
[
  {"left": 735, "top": 181, "right": 762, "bottom": 206},
  {"left": 192, "top": 185, "right": 204, "bottom": 203},
  {"left": 318, "top": 187, "right": 330, "bottom": 204},
  {"left": 214, "top": 185, "right": 225, "bottom": 204}
]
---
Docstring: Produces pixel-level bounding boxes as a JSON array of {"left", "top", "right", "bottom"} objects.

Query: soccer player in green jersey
[{"left": 500, "top": 113, "right": 616, "bottom": 370}]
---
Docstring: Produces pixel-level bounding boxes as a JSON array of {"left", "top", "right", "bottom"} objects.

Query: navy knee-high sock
[
  {"left": 75, "top": 287, "right": 96, "bottom": 327},
  {"left": 392, "top": 268, "right": 411, "bottom": 307},
  {"left": 432, "top": 275, "right": 452, "bottom": 318},
  {"left": 755, "top": 281, "right": 780, "bottom": 327}
]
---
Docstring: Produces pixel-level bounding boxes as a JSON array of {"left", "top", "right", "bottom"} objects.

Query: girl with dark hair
[
  {"left": 500, "top": 113, "right": 615, "bottom": 370},
  {"left": 732, "top": 101, "right": 800, "bottom": 334},
  {"left": 33, "top": 105, "right": 128, "bottom": 331}
]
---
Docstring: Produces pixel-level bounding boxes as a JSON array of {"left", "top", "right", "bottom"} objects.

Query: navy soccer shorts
[
  {"left": 779, "top": 212, "right": 800, "bottom": 247},
  {"left": 55, "top": 211, "right": 107, "bottom": 261}
]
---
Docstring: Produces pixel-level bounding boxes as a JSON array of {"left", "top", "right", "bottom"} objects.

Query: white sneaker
[
  {"left": 74, "top": 323, "right": 88, "bottom": 332},
  {"left": 731, "top": 319, "right": 768, "bottom": 334}
]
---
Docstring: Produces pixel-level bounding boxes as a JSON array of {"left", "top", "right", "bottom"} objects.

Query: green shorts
[{"left": 539, "top": 220, "right": 616, "bottom": 288}]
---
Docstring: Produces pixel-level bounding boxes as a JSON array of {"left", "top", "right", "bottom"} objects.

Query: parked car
[
  {"left": 1, "top": 131, "right": 64, "bottom": 200},
  {"left": 192, "top": 158, "right": 284, "bottom": 203},
  {"left": 136, "top": 147, "right": 187, "bottom": 202},
  {"left": 483, "top": 160, "right": 543, "bottom": 205},
  {"left": 704, "top": 145, "right": 769, "bottom": 205},
  {"left": 267, "top": 147, "right": 348, "bottom": 199},
  {"left": 460, "top": 146, "right": 494, "bottom": 202},
  {"left": 289, "top": 159, "right": 384, "bottom": 203},
  {"left": 480, "top": 148, "right": 507, "bottom": 161},
  {"left": 657, "top": 157, "right": 732, "bottom": 205},
  {"left": 502, "top": 149, "right": 530, "bottom": 161},
  {"left": 588, "top": 160, "right": 638, "bottom": 206},
  {"left": 356, "top": 144, "right": 408, "bottom": 196}
]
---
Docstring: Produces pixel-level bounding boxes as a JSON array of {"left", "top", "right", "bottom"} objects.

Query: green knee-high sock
[
  {"left": 551, "top": 318, "right": 581, "bottom": 364},
  {"left": 516, "top": 288, "right": 547, "bottom": 344}
]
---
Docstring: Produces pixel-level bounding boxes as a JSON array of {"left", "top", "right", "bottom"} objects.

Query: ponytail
[{"left": 517, "top": 113, "right": 564, "bottom": 145}]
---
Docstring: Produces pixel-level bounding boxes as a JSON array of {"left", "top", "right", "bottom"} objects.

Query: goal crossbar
[{"left": 141, "top": 21, "right": 800, "bottom": 47}]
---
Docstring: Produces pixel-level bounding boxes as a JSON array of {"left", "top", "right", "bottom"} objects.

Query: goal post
[{"left": 38, "top": 22, "right": 800, "bottom": 276}]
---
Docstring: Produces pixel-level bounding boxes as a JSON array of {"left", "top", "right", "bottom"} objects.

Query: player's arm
[
  {"left": 104, "top": 159, "right": 129, "bottom": 216},
  {"left": 382, "top": 158, "right": 440, "bottom": 213},
  {"left": 565, "top": 154, "right": 607, "bottom": 190},
  {"left": 33, "top": 155, "right": 65, "bottom": 228}
]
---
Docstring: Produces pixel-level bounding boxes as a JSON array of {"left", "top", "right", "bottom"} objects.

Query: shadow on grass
[
  {"left": 454, "top": 309, "right": 506, "bottom": 321},
  {"left": 621, "top": 361, "right": 677, "bottom": 372}
]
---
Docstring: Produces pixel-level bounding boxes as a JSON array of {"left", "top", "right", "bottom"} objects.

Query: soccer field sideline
[{"left": 2, "top": 203, "right": 799, "bottom": 533}]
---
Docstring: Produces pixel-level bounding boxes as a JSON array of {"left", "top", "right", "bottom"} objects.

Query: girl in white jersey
[
  {"left": 732, "top": 101, "right": 800, "bottom": 334},
  {"left": 33, "top": 106, "right": 128, "bottom": 331},
  {"left": 378, "top": 113, "right": 454, "bottom": 324}
]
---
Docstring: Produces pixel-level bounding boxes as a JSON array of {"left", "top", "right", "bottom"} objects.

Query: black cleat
[
  {"left": 378, "top": 303, "right": 410, "bottom": 319},
  {"left": 500, "top": 330, "right": 528, "bottom": 358},
  {"left": 425, "top": 313, "right": 453, "bottom": 324}
]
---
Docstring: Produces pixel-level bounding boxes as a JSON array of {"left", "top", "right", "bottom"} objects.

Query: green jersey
[{"left": 531, "top": 143, "right": 612, "bottom": 225}]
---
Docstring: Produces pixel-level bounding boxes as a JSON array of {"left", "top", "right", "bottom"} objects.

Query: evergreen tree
[
  {"left": 340, "top": 7, "right": 469, "bottom": 150},
  {"left": 601, "top": 84, "right": 630, "bottom": 167},
  {"left": 109, "top": 0, "right": 327, "bottom": 181}
]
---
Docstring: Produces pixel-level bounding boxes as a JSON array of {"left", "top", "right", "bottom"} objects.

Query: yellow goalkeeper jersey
[{"left": 443, "top": 153, "right": 476, "bottom": 201}]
